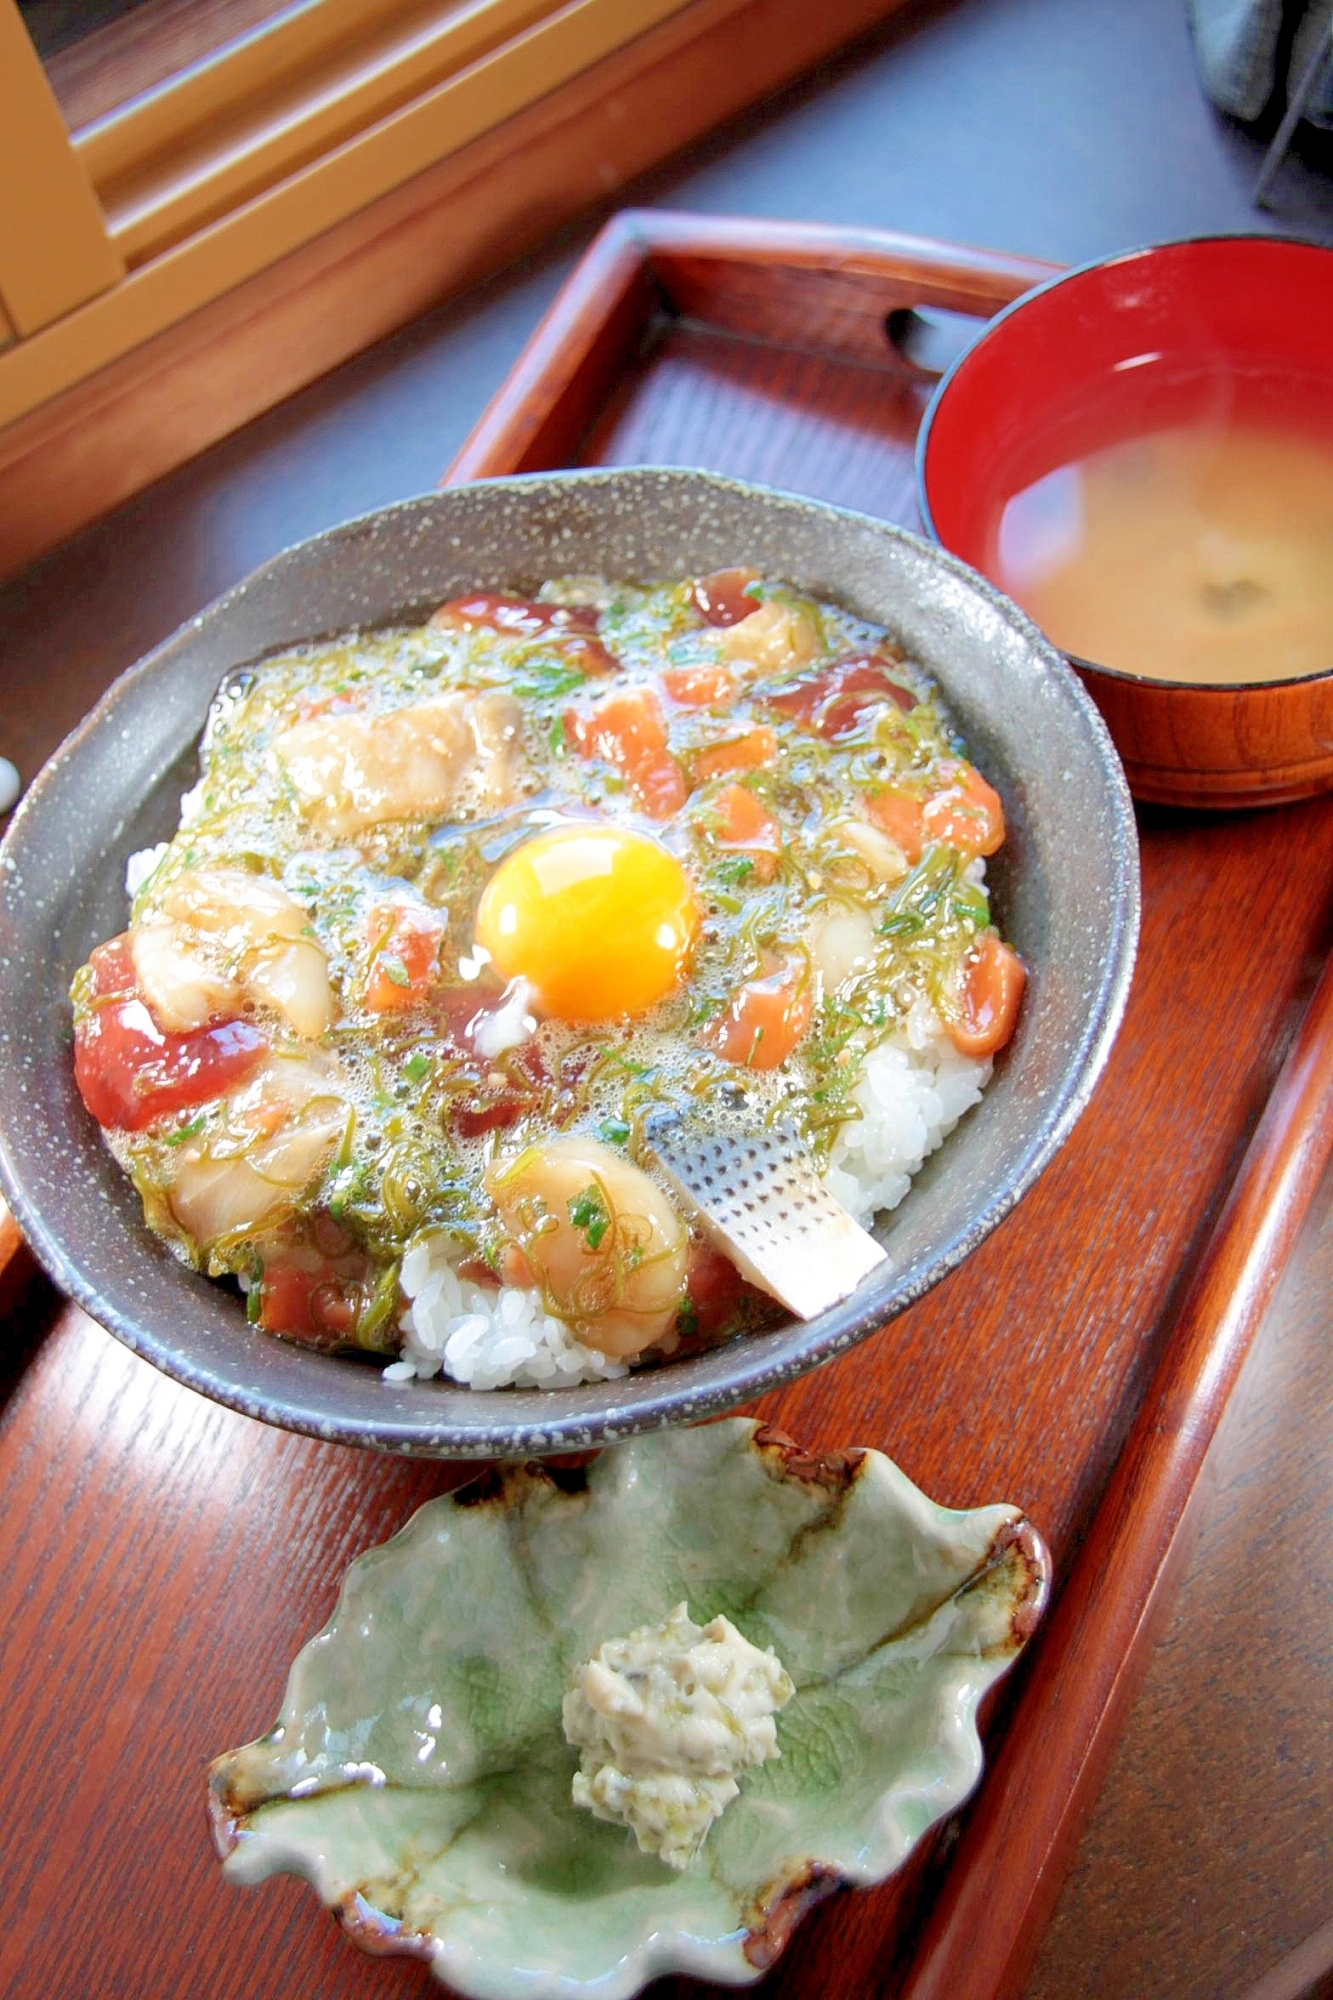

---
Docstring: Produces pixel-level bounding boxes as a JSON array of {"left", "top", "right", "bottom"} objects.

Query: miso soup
[{"left": 992, "top": 422, "right": 1333, "bottom": 685}]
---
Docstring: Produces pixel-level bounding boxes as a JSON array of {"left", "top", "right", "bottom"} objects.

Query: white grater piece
[{"left": 642, "top": 1114, "right": 888, "bottom": 1320}]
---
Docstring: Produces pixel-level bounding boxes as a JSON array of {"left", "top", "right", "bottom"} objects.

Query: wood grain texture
[
  {"left": 638, "top": 209, "right": 1057, "bottom": 364},
  {"left": 0, "top": 0, "right": 914, "bottom": 579},
  {"left": 585, "top": 319, "right": 935, "bottom": 520},
  {"left": 1027, "top": 1156, "right": 1333, "bottom": 2000},
  {"left": 5, "top": 296, "right": 1333, "bottom": 1998},
  {"left": 904, "top": 942, "right": 1333, "bottom": 2000},
  {"left": 44, "top": 0, "right": 295, "bottom": 132},
  {"left": 73, "top": 0, "right": 551, "bottom": 189},
  {"left": 445, "top": 209, "right": 1057, "bottom": 484},
  {"left": 0, "top": 1302, "right": 457, "bottom": 2000},
  {"left": 0, "top": 0, "right": 744, "bottom": 433},
  {"left": 1075, "top": 662, "right": 1333, "bottom": 810},
  {"left": 90, "top": 0, "right": 703, "bottom": 268}
]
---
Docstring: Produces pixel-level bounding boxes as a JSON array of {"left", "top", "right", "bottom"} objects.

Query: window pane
[
  {"left": 19, "top": 0, "right": 155, "bottom": 63},
  {"left": 23, "top": 0, "right": 298, "bottom": 132}
]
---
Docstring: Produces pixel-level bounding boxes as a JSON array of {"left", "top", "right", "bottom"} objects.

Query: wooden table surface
[{"left": 3, "top": 3, "right": 1333, "bottom": 1997}]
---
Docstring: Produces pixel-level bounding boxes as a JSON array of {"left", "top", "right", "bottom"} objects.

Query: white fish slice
[{"left": 642, "top": 1113, "right": 888, "bottom": 1320}]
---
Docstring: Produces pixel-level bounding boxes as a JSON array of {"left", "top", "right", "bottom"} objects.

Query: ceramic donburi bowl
[
  {"left": 210, "top": 1418, "right": 1050, "bottom": 1997},
  {"left": 0, "top": 467, "right": 1138, "bottom": 1455}
]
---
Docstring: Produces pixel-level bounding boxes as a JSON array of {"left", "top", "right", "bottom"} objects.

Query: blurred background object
[{"left": 1188, "top": 0, "right": 1333, "bottom": 201}]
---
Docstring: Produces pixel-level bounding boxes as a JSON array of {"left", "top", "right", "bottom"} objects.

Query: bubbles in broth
[{"left": 992, "top": 422, "right": 1333, "bottom": 685}]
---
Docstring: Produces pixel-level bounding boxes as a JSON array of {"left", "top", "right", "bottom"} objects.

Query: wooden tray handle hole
[{"left": 884, "top": 305, "right": 989, "bottom": 377}]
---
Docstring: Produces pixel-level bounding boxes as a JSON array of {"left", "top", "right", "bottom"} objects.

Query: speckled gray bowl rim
[{"left": 0, "top": 468, "right": 1139, "bottom": 1457}]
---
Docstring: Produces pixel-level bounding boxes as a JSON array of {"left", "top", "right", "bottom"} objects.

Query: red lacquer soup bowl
[{"left": 917, "top": 235, "right": 1333, "bottom": 809}]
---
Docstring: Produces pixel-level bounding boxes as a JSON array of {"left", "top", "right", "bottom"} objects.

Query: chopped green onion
[
  {"left": 568, "top": 1183, "right": 610, "bottom": 1250},
  {"left": 164, "top": 1113, "right": 207, "bottom": 1147},
  {"left": 513, "top": 658, "right": 587, "bottom": 700}
]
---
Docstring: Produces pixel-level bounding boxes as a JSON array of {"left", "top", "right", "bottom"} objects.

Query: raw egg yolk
[{"left": 475, "top": 824, "right": 698, "bottom": 1022}]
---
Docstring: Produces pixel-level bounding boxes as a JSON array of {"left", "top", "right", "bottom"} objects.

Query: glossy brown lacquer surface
[
  {"left": 3, "top": 213, "right": 1333, "bottom": 2000},
  {"left": 1074, "top": 664, "right": 1333, "bottom": 810},
  {"left": 1027, "top": 1147, "right": 1333, "bottom": 2000}
]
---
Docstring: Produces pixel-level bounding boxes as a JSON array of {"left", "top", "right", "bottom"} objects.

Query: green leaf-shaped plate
[{"left": 210, "top": 1420, "right": 1049, "bottom": 1996}]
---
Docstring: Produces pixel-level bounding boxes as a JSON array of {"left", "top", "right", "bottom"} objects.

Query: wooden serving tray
[
  {"left": 1, "top": 214, "right": 1332, "bottom": 2000},
  {"left": 441, "top": 211, "right": 1333, "bottom": 1995}
]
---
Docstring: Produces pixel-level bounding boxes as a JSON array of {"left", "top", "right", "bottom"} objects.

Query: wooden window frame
[
  {"left": 1, "top": 0, "right": 700, "bottom": 407},
  {"left": 0, "top": 0, "right": 911, "bottom": 578},
  {"left": 0, "top": 3, "right": 124, "bottom": 336},
  {"left": 77, "top": 0, "right": 652, "bottom": 264}
]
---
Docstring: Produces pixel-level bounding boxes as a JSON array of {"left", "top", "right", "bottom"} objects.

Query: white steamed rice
[
  {"left": 392, "top": 997, "right": 989, "bottom": 1390},
  {"left": 823, "top": 997, "right": 991, "bottom": 1225},
  {"left": 389, "top": 1238, "right": 630, "bottom": 1391}
]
